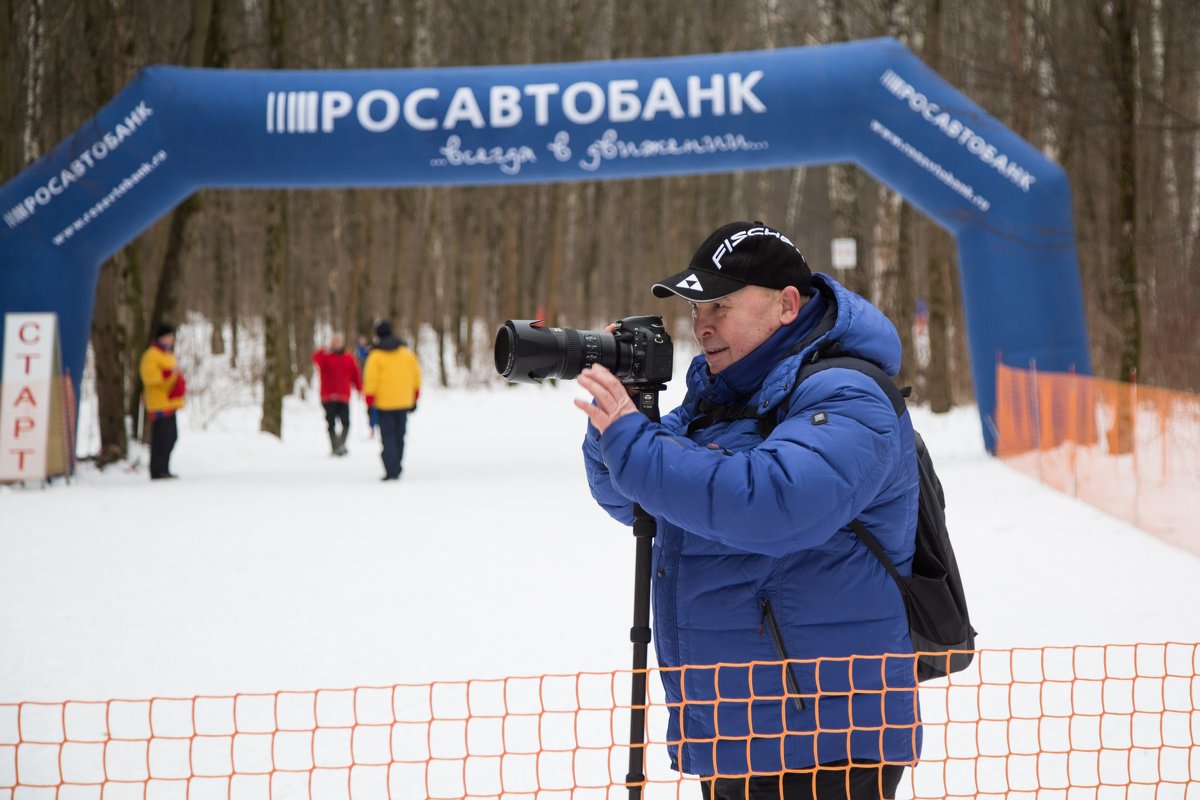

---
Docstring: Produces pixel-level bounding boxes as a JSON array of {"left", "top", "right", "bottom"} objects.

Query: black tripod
[{"left": 624, "top": 384, "right": 664, "bottom": 800}]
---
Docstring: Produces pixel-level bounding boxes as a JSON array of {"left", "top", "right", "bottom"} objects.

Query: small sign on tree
[{"left": 831, "top": 237, "right": 857, "bottom": 270}]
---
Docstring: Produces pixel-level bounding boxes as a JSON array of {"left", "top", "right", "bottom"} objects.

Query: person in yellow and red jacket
[
  {"left": 139, "top": 324, "right": 187, "bottom": 480},
  {"left": 362, "top": 320, "right": 421, "bottom": 481}
]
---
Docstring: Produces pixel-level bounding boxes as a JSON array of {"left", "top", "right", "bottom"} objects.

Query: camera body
[
  {"left": 495, "top": 314, "right": 673, "bottom": 386},
  {"left": 607, "top": 315, "right": 674, "bottom": 386}
]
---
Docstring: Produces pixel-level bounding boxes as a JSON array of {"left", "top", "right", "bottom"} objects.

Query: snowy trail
[{"left": 3, "top": 379, "right": 1198, "bottom": 705}]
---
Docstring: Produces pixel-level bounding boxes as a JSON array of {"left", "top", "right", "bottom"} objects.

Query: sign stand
[{"left": 1, "top": 312, "right": 72, "bottom": 484}]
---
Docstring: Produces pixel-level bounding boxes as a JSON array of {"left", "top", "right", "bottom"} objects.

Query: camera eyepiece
[{"left": 494, "top": 316, "right": 672, "bottom": 386}]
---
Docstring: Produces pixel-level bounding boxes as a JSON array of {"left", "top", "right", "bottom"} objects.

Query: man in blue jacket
[{"left": 577, "top": 221, "right": 921, "bottom": 800}]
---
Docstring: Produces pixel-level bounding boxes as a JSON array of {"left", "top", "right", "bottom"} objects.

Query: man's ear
[{"left": 779, "top": 286, "right": 805, "bottom": 325}]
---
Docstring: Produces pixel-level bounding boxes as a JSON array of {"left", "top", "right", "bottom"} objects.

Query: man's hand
[{"left": 574, "top": 364, "right": 639, "bottom": 435}]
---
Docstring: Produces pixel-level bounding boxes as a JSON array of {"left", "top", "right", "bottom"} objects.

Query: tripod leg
[
  {"left": 625, "top": 506, "right": 655, "bottom": 799},
  {"left": 625, "top": 386, "right": 663, "bottom": 800}
]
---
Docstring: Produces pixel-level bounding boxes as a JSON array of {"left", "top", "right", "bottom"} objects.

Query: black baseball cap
[{"left": 651, "top": 221, "right": 812, "bottom": 302}]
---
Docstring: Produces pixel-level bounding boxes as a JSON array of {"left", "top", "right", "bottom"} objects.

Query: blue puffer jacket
[{"left": 583, "top": 274, "right": 921, "bottom": 777}]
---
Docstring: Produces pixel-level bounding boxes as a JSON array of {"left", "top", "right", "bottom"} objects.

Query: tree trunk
[
  {"left": 1094, "top": 0, "right": 1140, "bottom": 453},
  {"left": 894, "top": 201, "right": 916, "bottom": 393},
  {"left": 81, "top": 0, "right": 125, "bottom": 458},
  {"left": 431, "top": 189, "right": 449, "bottom": 387},
  {"left": 818, "top": 0, "right": 866, "bottom": 296},
  {"left": 228, "top": 231, "right": 239, "bottom": 368},
  {"left": 503, "top": 187, "right": 520, "bottom": 323},
  {"left": 0, "top": 0, "right": 16, "bottom": 179},
  {"left": 280, "top": 195, "right": 297, "bottom": 392},
  {"left": 1105, "top": 0, "right": 1141, "bottom": 382},
  {"left": 124, "top": 245, "right": 148, "bottom": 442},
  {"left": 926, "top": 228, "right": 954, "bottom": 413},
  {"left": 261, "top": 190, "right": 287, "bottom": 437},
  {"left": 146, "top": 0, "right": 213, "bottom": 339},
  {"left": 22, "top": 0, "right": 44, "bottom": 165},
  {"left": 921, "top": 0, "right": 954, "bottom": 413},
  {"left": 189, "top": 0, "right": 215, "bottom": 66},
  {"left": 544, "top": 184, "right": 567, "bottom": 327},
  {"left": 207, "top": 0, "right": 237, "bottom": 360},
  {"left": 1007, "top": 0, "right": 1032, "bottom": 140},
  {"left": 210, "top": 196, "right": 228, "bottom": 356},
  {"left": 260, "top": 0, "right": 288, "bottom": 436},
  {"left": 90, "top": 260, "right": 128, "bottom": 462},
  {"left": 147, "top": 194, "right": 201, "bottom": 336},
  {"left": 871, "top": 186, "right": 902, "bottom": 315}
]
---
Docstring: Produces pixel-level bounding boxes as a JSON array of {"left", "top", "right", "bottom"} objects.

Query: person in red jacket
[{"left": 312, "top": 333, "right": 362, "bottom": 456}]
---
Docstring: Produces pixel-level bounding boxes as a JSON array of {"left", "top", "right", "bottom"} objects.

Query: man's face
[
  {"left": 159, "top": 333, "right": 176, "bottom": 348},
  {"left": 330, "top": 334, "right": 345, "bottom": 350},
  {"left": 690, "top": 285, "right": 791, "bottom": 374}
]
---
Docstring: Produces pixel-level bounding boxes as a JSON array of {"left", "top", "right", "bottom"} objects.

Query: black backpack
[{"left": 688, "top": 342, "right": 977, "bottom": 682}]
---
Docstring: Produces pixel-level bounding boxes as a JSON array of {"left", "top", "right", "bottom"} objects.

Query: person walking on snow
[
  {"left": 362, "top": 320, "right": 421, "bottom": 480},
  {"left": 312, "top": 333, "right": 362, "bottom": 456}
]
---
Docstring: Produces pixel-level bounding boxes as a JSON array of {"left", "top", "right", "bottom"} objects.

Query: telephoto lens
[
  {"left": 495, "top": 316, "right": 672, "bottom": 386},
  {"left": 494, "top": 320, "right": 618, "bottom": 384}
]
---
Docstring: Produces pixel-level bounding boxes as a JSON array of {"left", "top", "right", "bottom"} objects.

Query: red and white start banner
[{"left": 1, "top": 313, "right": 58, "bottom": 480}]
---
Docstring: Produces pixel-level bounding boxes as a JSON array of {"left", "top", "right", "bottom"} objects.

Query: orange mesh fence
[
  {"left": 995, "top": 363, "right": 1200, "bottom": 556},
  {"left": 3, "top": 643, "right": 1198, "bottom": 799}
]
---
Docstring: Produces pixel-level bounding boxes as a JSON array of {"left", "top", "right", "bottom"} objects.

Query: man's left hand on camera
[{"left": 574, "top": 364, "right": 639, "bottom": 435}]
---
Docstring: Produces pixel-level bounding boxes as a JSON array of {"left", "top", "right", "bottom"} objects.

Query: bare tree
[
  {"left": 1096, "top": 0, "right": 1142, "bottom": 381},
  {"left": 260, "top": 0, "right": 289, "bottom": 436},
  {"left": 5, "top": 0, "right": 1197, "bottom": 442},
  {"left": 145, "top": 0, "right": 216, "bottom": 339}
]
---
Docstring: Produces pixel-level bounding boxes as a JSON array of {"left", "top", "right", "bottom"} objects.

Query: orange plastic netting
[
  {"left": 995, "top": 364, "right": 1200, "bottom": 556},
  {"left": 3, "top": 643, "right": 1198, "bottom": 798}
]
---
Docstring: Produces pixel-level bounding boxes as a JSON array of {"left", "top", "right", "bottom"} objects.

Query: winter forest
[{"left": 2, "top": 0, "right": 1198, "bottom": 459}]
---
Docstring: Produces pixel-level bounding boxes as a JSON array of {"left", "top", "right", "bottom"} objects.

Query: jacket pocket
[{"left": 759, "top": 598, "right": 806, "bottom": 712}]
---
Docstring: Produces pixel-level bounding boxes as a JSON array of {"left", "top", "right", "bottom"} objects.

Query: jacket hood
[
  {"left": 683, "top": 272, "right": 902, "bottom": 410},
  {"left": 805, "top": 272, "right": 902, "bottom": 375},
  {"left": 374, "top": 336, "right": 407, "bottom": 352}
]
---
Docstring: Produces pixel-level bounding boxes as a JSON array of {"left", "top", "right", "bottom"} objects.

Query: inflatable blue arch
[{"left": 0, "top": 37, "right": 1090, "bottom": 451}]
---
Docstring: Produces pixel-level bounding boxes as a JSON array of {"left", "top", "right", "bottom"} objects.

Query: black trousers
[
  {"left": 322, "top": 401, "right": 350, "bottom": 448},
  {"left": 700, "top": 761, "right": 905, "bottom": 800},
  {"left": 149, "top": 414, "right": 178, "bottom": 478},
  {"left": 376, "top": 409, "right": 409, "bottom": 478}
]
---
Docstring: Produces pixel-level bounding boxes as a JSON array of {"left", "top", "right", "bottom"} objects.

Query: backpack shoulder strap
[
  {"left": 684, "top": 341, "right": 910, "bottom": 438},
  {"left": 684, "top": 397, "right": 762, "bottom": 437},
  {"left": 848, "top": 518, "right": 905, "bottom": 585},
  {"left": 762, "top": 342, "right": 908, "bottom": 438},
  {"left": 783, "top": 342, "right": 913, "bottom": 588}
]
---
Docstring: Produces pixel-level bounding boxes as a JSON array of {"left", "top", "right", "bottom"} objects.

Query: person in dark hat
[
  {"left": 575, "top": 221, "right": 921, "bottom": 799},
  {"left": 139, "top": 323, "right": 187, "bottom": 480},
  {"left": 362, "top": 319, "right": 421, "bottom": 480}
]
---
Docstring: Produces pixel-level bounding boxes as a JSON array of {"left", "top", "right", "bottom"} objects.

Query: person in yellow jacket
[
  {"left": 363, "top": 320, "right": 421, "bottom": 480},
  {"left": 139, "top": 324, "right": 187, "bottom": 480}
]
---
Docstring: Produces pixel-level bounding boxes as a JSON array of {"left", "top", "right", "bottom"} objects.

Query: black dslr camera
[{"left": 494, "top": 315, "right": 673, "bottom": 386}]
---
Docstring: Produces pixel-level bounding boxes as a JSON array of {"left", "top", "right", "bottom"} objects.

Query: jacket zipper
[{"left": 759, "top": 598, "right": 806, "bottom": 712}]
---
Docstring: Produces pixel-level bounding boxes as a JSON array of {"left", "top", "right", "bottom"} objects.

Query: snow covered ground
[
  {"left": 2, "top": 349, "right": 1199, "bottom": 797},
  {"left": 3, "top": 363, "right": 1198, "bottom": 703}
]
